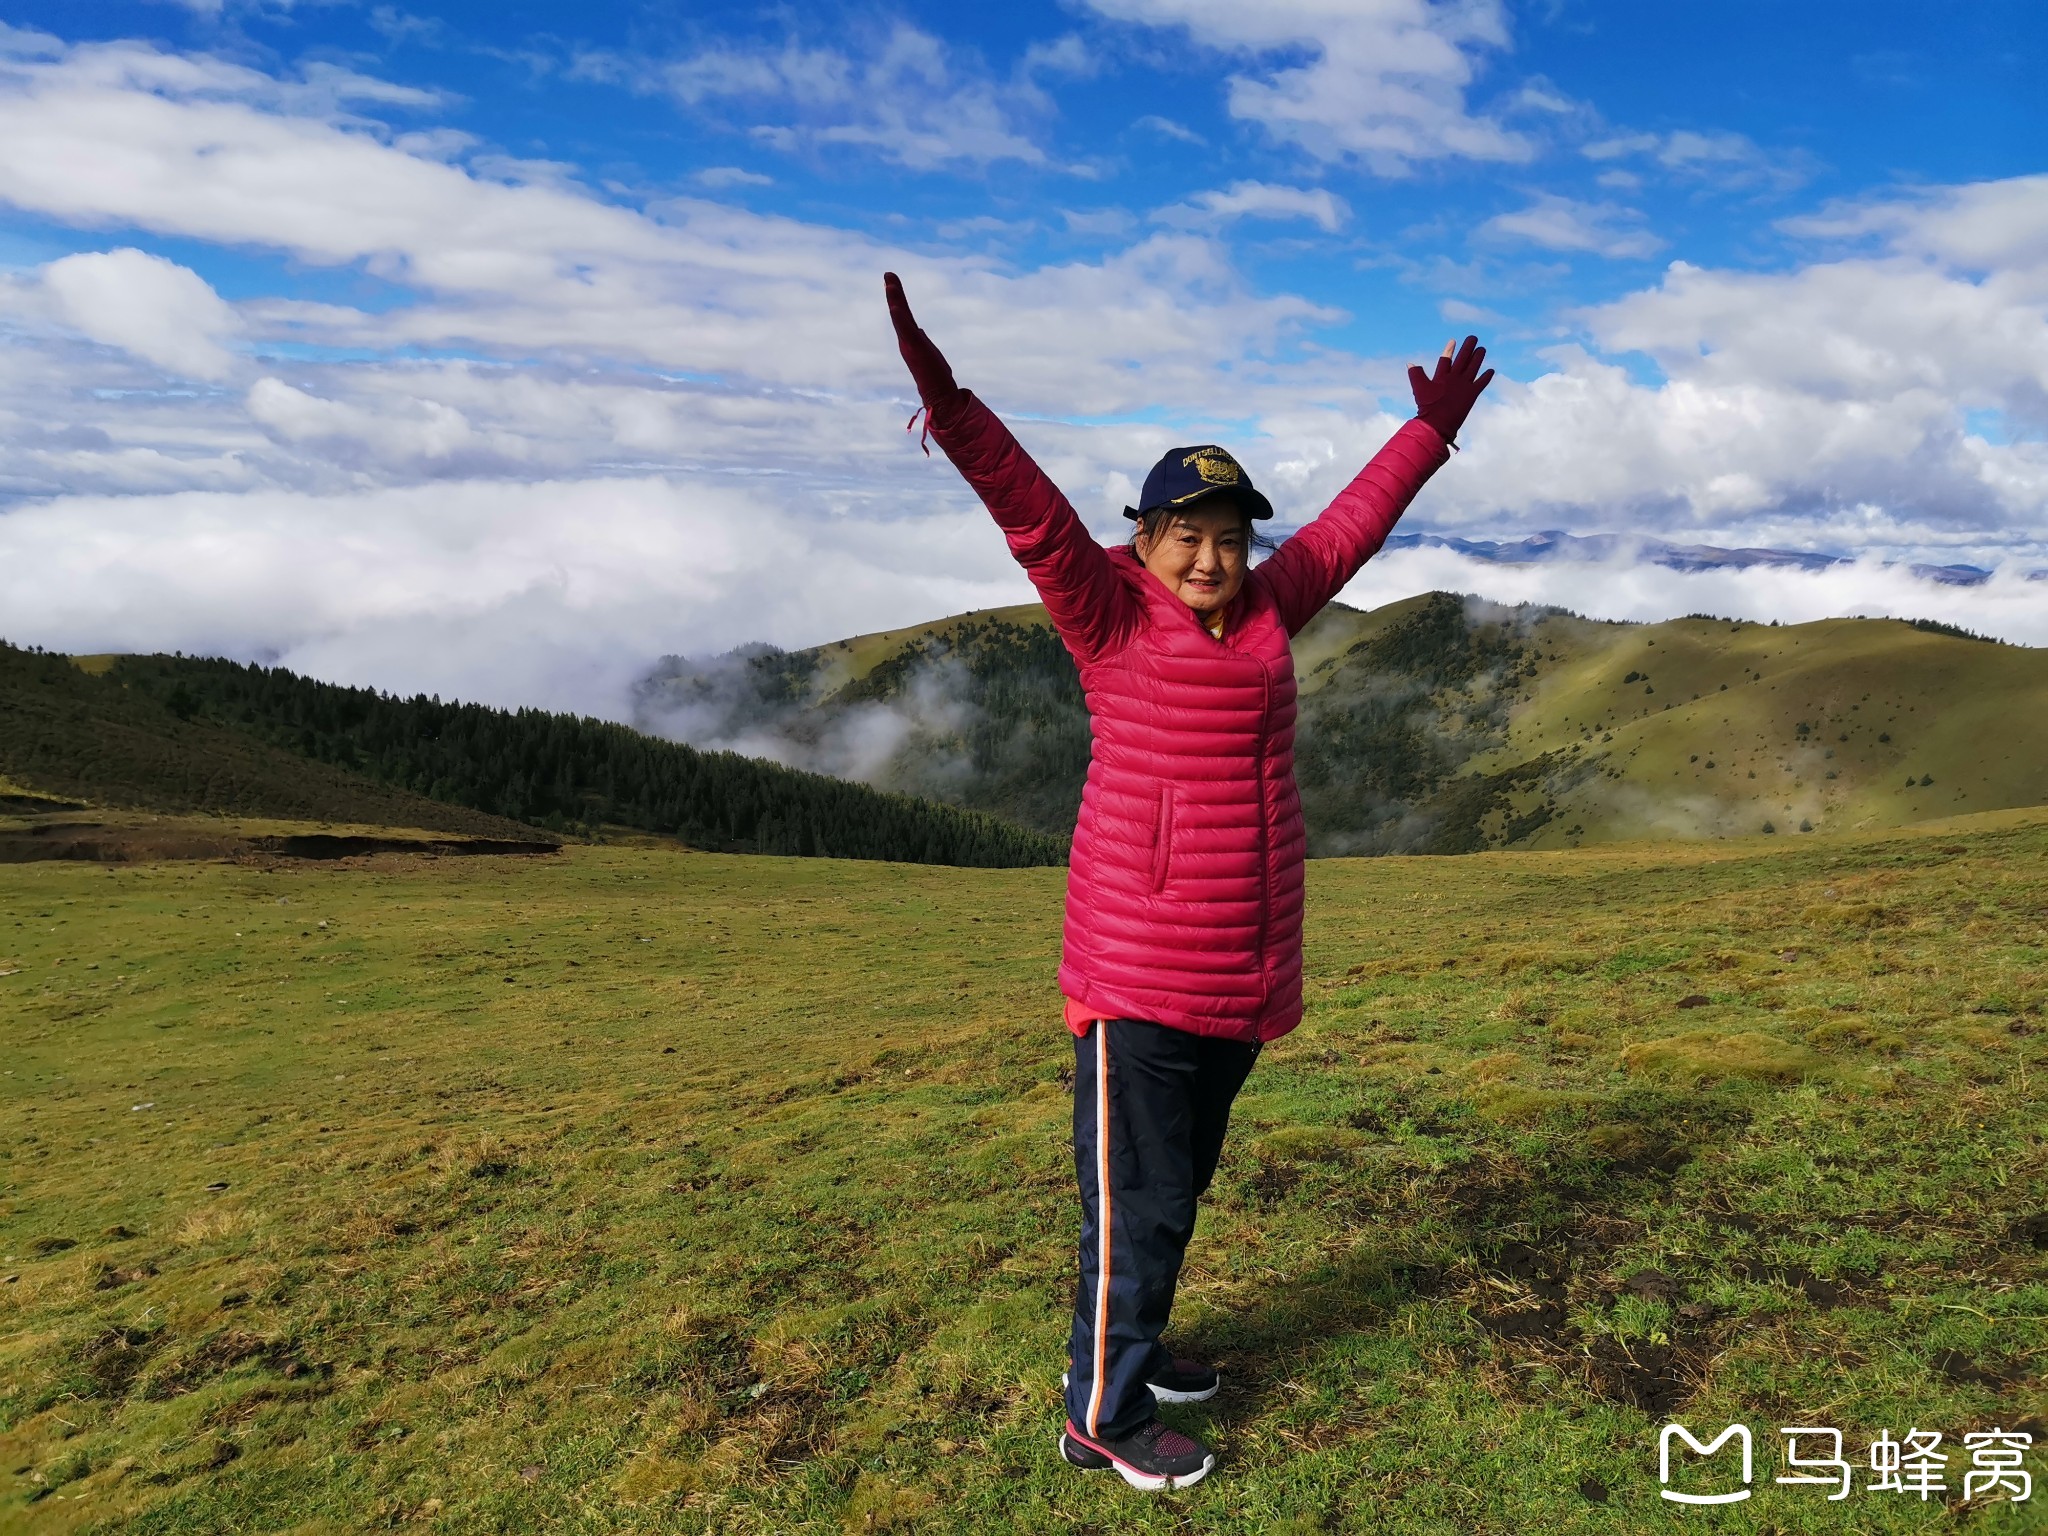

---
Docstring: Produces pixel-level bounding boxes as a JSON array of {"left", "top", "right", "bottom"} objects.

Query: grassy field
[{"left": 2, "top": 814, "right": 2045, "bottom": 1532}]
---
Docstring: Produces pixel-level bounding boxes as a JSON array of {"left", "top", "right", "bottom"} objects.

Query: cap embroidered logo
[{"left": 1181, "top": 448, "right": 1242, "bottom": 490}]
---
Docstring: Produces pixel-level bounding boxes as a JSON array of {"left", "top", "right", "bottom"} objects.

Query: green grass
[{"left": 2, "top": 814, "right": 2045, "bottom": 1532}]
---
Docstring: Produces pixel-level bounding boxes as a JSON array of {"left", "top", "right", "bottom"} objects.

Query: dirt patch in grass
[
  {"left": 140, "top": 1329, "right": 335, "bottom": 1400},
  {"left": 89, "top": 1261, "right": 159, "bottom": 1290},
  {"left": 65, "top": 1323, "right": 166, "bottom": 1401},
  {"left": 1478, "top": 1301, "right": 1574, "bottom": 1344},
  {"left": 1422, "top": 1138, "right": 1746, "bottom": 1414},
  {"left": 1586, "top": 1336, "right": 1695, "bottom": 1416},
  {"left": 2006, "top": 1212, "right": 2048, "bottom": 1250},
  {"left": 1929, "top": 1349, "right": 2027, "bottom": 1389}
]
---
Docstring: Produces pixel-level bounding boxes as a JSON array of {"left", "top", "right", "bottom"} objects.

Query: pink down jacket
[{"left": 927, "top": 391, "right": 1450, "bottom": 1043}]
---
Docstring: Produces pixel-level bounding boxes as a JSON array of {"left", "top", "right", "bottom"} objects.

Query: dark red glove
[
  {"left": 884, "top": 272, "right": 959, "bottom": 410},
  {"left": 1408, "top": 335, "right": 1495, "bottom": 448}
]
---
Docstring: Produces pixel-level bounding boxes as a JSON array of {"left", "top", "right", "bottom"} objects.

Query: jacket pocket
[{"left": 1149, "top": 784, "right": 1175, "bottom": 893}]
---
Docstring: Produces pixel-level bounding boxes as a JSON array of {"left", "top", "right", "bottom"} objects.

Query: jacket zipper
[
  {"left": 1150, "top": 783, "right": 1174, "bottom": 893},
  {"left": 1255, "top": 656, "right": 1272, "bottom": 1002}
]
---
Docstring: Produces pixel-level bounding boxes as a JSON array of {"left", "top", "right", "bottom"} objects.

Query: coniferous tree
[{"left": 92, "top": 650, "right": 1063, "bottom": 868}]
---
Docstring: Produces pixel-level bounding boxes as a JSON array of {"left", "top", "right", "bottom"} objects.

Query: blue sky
[
  {"left": 18, "top": 0, "right": 2046, "bottom": 367},
  {"left": 2, "top": 1, "right": 2046, "bottom": 709}
]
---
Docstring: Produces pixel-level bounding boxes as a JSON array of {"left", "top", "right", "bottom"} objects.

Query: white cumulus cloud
[
  {"left": 693, "top": 165, "right": 773, "bottom": 188},
  {"left": 0, "top": 37, "right": 1334, "bottom": 417},
  {"left": 1153, "top": 180, "right": 1349, "bottom": 233},
  {"left": 1583, "top": 126, "right": 1814, "bottom": 193},
  {"left": 1478, "top": 194, "right": 1661, "bottom": 259},
  {"left": 41, "top": 248, "right": 241, "bottom": 381},
  {"left": 1082, "top": 0, "right": 1530, "bottom": 171},
  {"left": 580, "top": 22, "right": 1053, "bottom": 173}
]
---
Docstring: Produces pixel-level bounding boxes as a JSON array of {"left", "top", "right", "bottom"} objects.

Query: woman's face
[{"left": 1134, "top": 504, "right": 1249, "bottom": 616}]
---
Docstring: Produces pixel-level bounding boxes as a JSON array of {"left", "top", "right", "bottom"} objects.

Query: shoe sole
[
  {"left": 1062, "top": 1370, "right": 1218, "bottom": 1405},
  {"left": 1060, "top": 1431, "right": 1214, "bottom": 1492}
]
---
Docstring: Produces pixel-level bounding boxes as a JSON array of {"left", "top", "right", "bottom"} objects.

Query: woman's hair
[{"left": 1130, "top": 501, "right": 1280, "bottom": 557}]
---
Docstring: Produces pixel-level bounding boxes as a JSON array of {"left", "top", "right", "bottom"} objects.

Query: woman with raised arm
[{"left": 884, "top": 272, "right": 1493, "bottom": 1492}]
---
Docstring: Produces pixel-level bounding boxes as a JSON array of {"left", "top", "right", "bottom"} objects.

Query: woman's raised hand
[
  {"left": 884, "top": 272, "right": 960, "bottom": 410},
  {"left": 1408, "top": 335, "right": 1495, "bottom": 448}
]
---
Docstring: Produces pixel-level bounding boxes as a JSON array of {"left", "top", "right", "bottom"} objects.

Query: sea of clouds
[{"left": 0, "top": 17, "right": 2044, "bottom": 720}]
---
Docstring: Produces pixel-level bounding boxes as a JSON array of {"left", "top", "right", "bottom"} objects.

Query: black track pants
[{"left": 1063, "top": 1018, "right": 1260, "bottom": 1441}]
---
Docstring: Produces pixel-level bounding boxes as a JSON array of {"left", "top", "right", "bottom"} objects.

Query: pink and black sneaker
[{"left": 1060, "top": 1419, "right": 1216, "bottom": 1490}]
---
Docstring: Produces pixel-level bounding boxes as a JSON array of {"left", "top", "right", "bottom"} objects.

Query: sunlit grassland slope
[
  {"left": 802, "top": 604, "right": 1052, "bottom": 695},
  {"left": 1479, "top": 612, "right": 2048, "bottom": 848},
  {"left": 2, "top": 816, "right": 2045, "bottom": 1533}
]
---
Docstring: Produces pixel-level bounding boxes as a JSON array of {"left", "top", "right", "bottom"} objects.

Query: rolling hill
[
  {"left": 0, "top": 641, "right": 1063, "bottom": 869},
  {"left": 1466, "top": 607, "right": 2048, "bottom": 849},
  {"left": 634, "top": 592, "right": 2048, "bottom": 854},
  {"left": 0, "top": 641, "right": 546, "bottom": 842}
]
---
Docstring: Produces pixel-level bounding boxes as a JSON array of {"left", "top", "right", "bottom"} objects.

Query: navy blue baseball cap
[{"left": 1123, "top": 444, "right": 1274, "bottom": 521}]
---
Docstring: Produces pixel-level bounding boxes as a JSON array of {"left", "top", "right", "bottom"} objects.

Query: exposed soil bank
[
  {"left": 0, "top": 793, "right": 88, "bottom": 812},
  {"left": 265, "top": 834, "right": 559, "bottom": 860},
  {"left": 0, "top": 823, "right": 562, "bottom": 864}
]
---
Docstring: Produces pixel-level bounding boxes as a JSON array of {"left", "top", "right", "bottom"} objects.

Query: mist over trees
[
  {"left": 635, "top": 618, "right": 1092, "bottom": 838},
  {"left": 634, "top": 598, "right": 1557, "bottom": 855},
  {"left": 98, "top": 651, "right": 1065, "bottom": 868},
  {"left": 1295, "top": 594, "right": 1556, "bottom": 855}
]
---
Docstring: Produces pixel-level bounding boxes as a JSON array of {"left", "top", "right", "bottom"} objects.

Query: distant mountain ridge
[
  {"left": 1379, "top": 530, "right": 2042, "bottom": 586},
  {"left": 635, "top": 593, "right": 2048, "bottom": 855}
]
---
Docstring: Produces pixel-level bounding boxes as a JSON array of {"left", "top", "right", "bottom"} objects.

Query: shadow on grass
[{"left": 1182, "top": 1086, "right": 1762, "bottom": 1427}]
